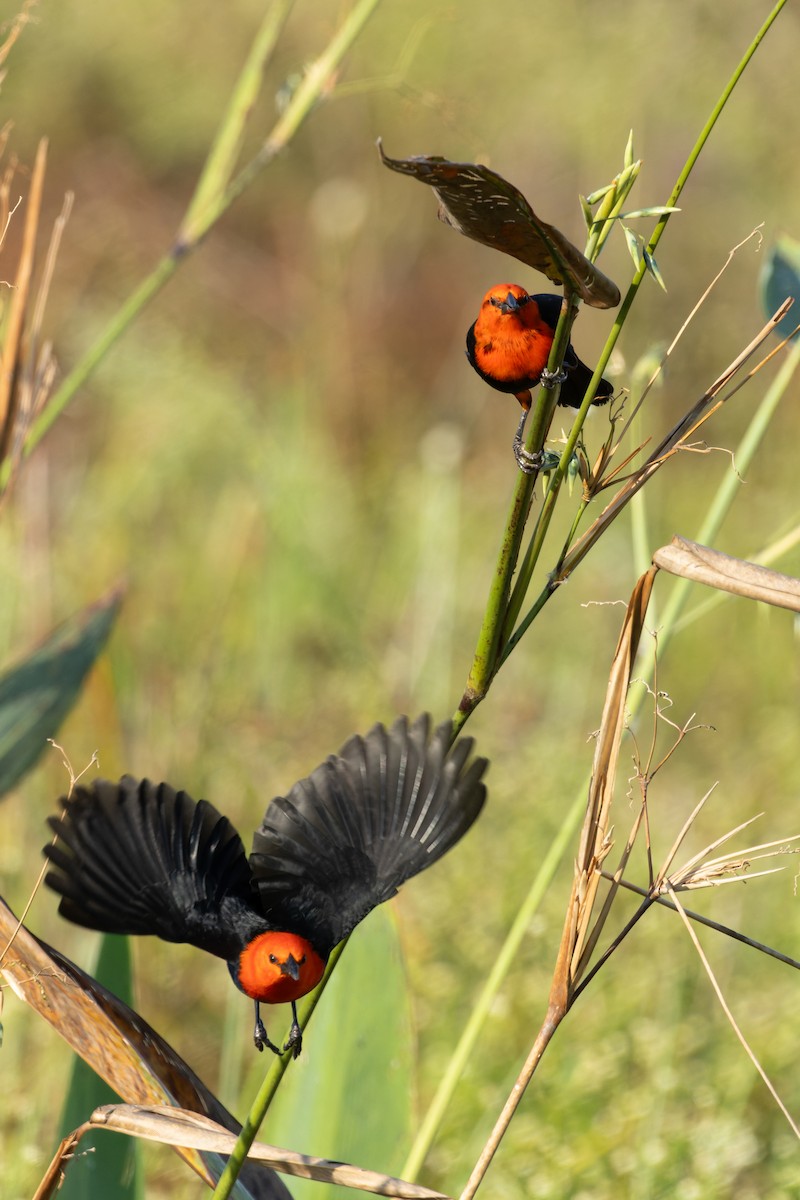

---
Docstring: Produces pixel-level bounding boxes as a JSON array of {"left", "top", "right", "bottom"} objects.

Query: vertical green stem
[
  {"left": 502, "top": 0, "right": 788, "bottom": 660},
  {"left": 211, "top": 942, "right": 347, "bottom": 1200},
  {"left": 455, "top": 298, "right": 577, "bottom": 733}
]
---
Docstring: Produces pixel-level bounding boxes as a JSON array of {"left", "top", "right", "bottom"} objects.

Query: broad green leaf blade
[
  {"left": 378, "top": 142, "right": 621, "bottom": 309},
  {"left": 0, "top": 586, "right": 123, "bottom": 798},
  {"left": 760, "top": 236, "right": 800, "bottom": 340},
  {"left": 266, "top": 906, "right": 414, "bottom": 1200},
  {"left": 57, "top": 935, "right": 142, "bottom": 1200}
]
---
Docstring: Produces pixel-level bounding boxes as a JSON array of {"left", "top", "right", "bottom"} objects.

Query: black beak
[
  {"left": 281, "top": 954, "right": 301, "bottom": 981},
  {"left": 500, "top": 291, "right": 520, "bottom": 314}
]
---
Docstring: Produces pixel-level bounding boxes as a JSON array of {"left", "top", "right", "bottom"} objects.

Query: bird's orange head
[
  {"left": 234, "top": 930, "right": 326, "bottom": 1005},
  {"left": 468, "top": 285, "right": 560, "bottom": 407},
  {"left": 479, "top": 283, "right": 536, "bottom": 320}
]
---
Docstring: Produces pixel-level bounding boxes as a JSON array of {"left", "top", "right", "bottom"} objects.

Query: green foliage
[
  {"left": 265, "top": 909, "right": 414, "bottom": 1200},
  {"left": 760, "top": 235, "right": 800, "bottom": 339},
  {"left": 56, "top": 936, "right": 142, "bottom": 1200},
  {"left": 2, "top": 2, "right": 800, "bottom": 1199},
  {"left": 0, "top": 591, "right": 121, "bottom": 799}
]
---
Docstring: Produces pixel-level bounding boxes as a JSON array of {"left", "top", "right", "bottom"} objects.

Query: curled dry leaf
[
  {"left": 378, "top": 142, "right": 620, "bottom": 310},
  {"left": 653, "top": 536, "right": 800, "bottom": 612},
  {"left": 0, "top": 897, "right": 288, "bottom": 1199}
]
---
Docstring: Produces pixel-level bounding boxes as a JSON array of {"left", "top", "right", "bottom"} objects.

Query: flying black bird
[{"left": 44, "top": 714, "right": 488, "bottom": 1057}]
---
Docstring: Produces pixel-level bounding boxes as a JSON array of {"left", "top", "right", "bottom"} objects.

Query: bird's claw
[
  {"left": 540, "top": 367, "right": 568, "bottom": 388},
  {"left": 283, "top": 1020, "right": 303, "bottom": 1059},
  {"left": 253, "top": 1017, "right": 282, "bottom": 1056},
  {"left": 513, "top": 436, "right": 543, "bottom": 475}
]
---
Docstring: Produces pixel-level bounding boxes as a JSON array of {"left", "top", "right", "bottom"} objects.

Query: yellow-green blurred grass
[{"left": 3, "top": 0, "right": 800, "bottom": 1197}]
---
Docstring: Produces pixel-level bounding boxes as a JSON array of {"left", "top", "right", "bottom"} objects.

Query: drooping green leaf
[
  {"left": 378, "top": 141, "right": 621, "bottom": 309},
  {"left": 619, "top": 206, "right": 681, "bottom": 219},
  {"left": 643, "top": 247, "right": 668, "bottom": 292},
  {"left": 0, "top": 586, "right": 123, "bottom": 798},
  {"left": 265, "top": 906, "right": 414, "bottom": 1200},
  {"left": 760, "top": 236, "right": 800, "bottom": 340},
  {"left": 622, "top": 224, "right": 643, "bottom": 269},
  {"left": 57, "top": 935, "right": 143, "bottom": 1200}
]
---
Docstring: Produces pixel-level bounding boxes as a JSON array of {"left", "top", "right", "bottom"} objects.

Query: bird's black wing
[
  {"left": 249, "top": 714, "right": 488, "bottom": 956},
  {"left": 44, "top": 777, "right": 265, "bottom": 960}
]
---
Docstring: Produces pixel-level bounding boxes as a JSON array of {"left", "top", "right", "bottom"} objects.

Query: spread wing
[
  {"left": 249, "top": 714, "right": 488, "bottom": 956},
  {"left": 44, "top": 777, "right": 265, "bottom": 960}
]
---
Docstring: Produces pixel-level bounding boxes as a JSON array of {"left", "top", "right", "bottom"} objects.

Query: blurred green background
[{"left": 2, "top": 0, "right": 800, "bottom": 1196}]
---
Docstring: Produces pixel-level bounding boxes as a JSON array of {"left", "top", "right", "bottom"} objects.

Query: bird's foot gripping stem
[
  {"left": 283, "top": 1002, "right": 303, "bottom": 1059},
  {"left": 539, "top": 366, "right": 568, "bottom": 390},
  {"left": 253, "top": 1003, "right": 282, "bottom": 1056},
  {"left": 252, "top": 1001, "right": 303, "bottom": 1058},
  {"left": 512, "top": 409, "right": 543, "bottom": 475}
]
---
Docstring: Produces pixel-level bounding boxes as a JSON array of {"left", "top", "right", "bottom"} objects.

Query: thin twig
[{"left": 666, "top": 883, "right": 800, "bottom": 1139}]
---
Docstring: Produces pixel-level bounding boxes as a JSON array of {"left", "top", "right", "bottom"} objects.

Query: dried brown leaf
[
  {"left": 378, "top": 142, "right": 620, "bottom": 309},
  {"left": 653, "top": 536, "right": 800, "bottom": 612},
  {"left": 0, "top": 896, "right": 288, "bottom": 1199}
]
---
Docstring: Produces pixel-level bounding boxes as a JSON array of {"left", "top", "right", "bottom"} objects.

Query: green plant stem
[
  {"left": 211, "top": 941, "right": 348, "bottom": 1200},
  {"left": 435, "top": 6, "right": 791, "bottom": 1177},
  {"left": 642, "top": 334, "right": 800, "bottom": 664},
  {"left": 507, "top": 0, "right": 788, "bottom": 656},
  {"left": 181, "top": 0, "right": 296, "bottom": 238},
  {"left": 400, "top": 791, "right": 584, "bottom": 1182},
  {"left": 8, "top": 0, "right": 384, "bottom": 480},
  {"left": 455, "top": 299, "right": 576, "bottom": 731}
]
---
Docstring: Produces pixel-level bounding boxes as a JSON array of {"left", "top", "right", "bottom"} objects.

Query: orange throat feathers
[{"left": 235, "top": 930, "right": 326, "bottom": 1004}]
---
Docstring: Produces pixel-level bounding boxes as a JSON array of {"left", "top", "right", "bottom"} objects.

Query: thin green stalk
[
  {"left": 455, "top": 299, "right": 577, "bottom": 731},
  {"left": 211, "top": 941, "right": 348, "bottom": 1200},
  {"left": 181, "top": 0, "right": 296, "bottom": 238},
  {"left": 648, "top": 334, "right": 800, "bottom": 654},
  {"left": 400, "top": 792, "right": 585, "bottom": 1182},
  {"left": 185, "top": 0, "right": 385, "bottom": 245},
  {"left": 9, "top": 0, "right": 384, "bottom": 479},
  {"left": 507, "top": 0, "right": 788, "bottom": 654},
  {"left": 435, "top": 8, "right": 791, "bottom": 1175}
]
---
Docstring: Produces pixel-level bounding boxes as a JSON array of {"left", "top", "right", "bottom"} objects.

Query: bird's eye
[
  {"left": 489, "top": 297, "right": 501, "bottom": 308},
  {"left": 269, "top": 954, "right": 278, "bottom": 964},
  {"left": 299, "top": 955, "right": 306, "bottom": 965}
]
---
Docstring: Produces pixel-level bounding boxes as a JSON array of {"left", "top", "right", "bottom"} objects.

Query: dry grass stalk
[
  {"left": 462, "top": 544, "right": 800, "bottom": 1198},
  {"left": 0, "top": 134, "right": 72, "bottom": 504},
  {"left": 555, "top": 298, "right": 794, "bottom": 581},
  {"left": 38, "top": 1103, "right": 450, "bottom": 1200}
]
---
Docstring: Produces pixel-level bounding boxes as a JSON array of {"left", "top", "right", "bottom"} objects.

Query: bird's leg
[
  {"left": 253, "top": 1000, "right": 282, "bottom": 1055},
  {"left": 283, "top": 1001, "right": 303, "bottom": 1059},
  {"left": 513, "top": 368, "right": 569, "bottom": 473},
  {"left": 513, "top": 408, "right": 543, "bottom": 474}
]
